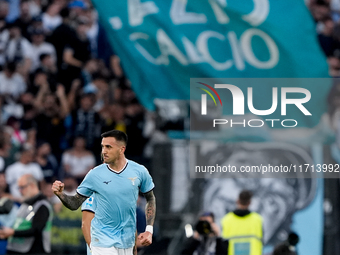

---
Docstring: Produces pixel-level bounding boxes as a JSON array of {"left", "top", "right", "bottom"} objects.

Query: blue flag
[{"left": 92, "top": 0, "right": 329, "bottom": 110}]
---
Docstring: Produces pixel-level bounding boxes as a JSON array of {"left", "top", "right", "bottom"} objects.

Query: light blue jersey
[
  {"left": 76, "top": 160, "right": 154, "bottom": 249},
  {"left": 81, "top": 196, "right": 96, "bottom": 255}
]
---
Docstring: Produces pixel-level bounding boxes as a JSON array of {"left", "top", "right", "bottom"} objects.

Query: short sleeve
[
  {"left": 139, "top": 167, "right": 155, "bottom": 194},
  {"left": 76, "top": 170, "right": 95, "bottom": 197},
  {"left": 81, "top": 195, "right": 96, "bottom": 213}
]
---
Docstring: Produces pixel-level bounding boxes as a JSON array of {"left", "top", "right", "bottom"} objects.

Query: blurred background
[{"left": 0, "top": 0, "right": 339, "bottom": 254}]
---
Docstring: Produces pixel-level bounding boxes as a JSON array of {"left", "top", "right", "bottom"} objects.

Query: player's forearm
[
  {"left": 82, "top": 222, "right": 91, "bottom": 247},
  {"left": 144, "top": 192, "right": 156, "bottom": 226},
  {"left": 57, "top": 193, "right": 85, "bottom": 210},
  {"left": 82, "top": 211, "right": 94, "bottom": 247}
]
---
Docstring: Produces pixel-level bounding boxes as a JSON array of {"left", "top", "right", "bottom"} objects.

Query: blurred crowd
[
  {"left": 0, "top": 0, "right": 155, "bottom": 202},
  {"left": 307, "top": 0, "right": 340, "bottom": 148},
  {"left": 309, "top": 0, "right": 340, "bottom": 76}
]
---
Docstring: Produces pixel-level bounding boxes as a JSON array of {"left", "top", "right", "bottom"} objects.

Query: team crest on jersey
[{"left": 128, "top": 177, "right": 137, "bottom": 185}]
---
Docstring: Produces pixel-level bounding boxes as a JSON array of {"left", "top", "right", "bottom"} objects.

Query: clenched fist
[
  {"left": 137, "top": 231, "right": 152, "bottom": 246},
  {"left": 52, "top": 180, "right": 65, "bottom": 196}
]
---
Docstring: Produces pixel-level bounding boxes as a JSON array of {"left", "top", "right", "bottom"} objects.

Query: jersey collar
[{"left": 106, "top": 160, "right": 128, "bottom": 174}]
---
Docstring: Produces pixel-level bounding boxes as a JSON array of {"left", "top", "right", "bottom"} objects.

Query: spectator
[
  {"left": 0, "top": 61, "right": 26, "bottom": 100},
  {"left": 0, "top": 174, "right": 52, "bottom": 254},
  {"left": 84, "top": 6, "right": 98, "bottom": 58},
  {"left": 69, "top": 93, "right": 102, "bottom": 159},
  {"left": 221, "top": 190, "right": 263, "bottom": 255},
  {"left": 5, "top": 147, "right": 44, "bottom": 201},
  {"left": 66, "top": 78, "right": 82, "bottom": 112},
  {"left": 0, "top": 1, "right": 9, "bottom": 21},
  {"left": 27, "top": 15, "right": 44, "bottom": 36},
  {"left": 34, "top": 85, "right": 69, "bottom": 158},
  {"left": 27, "top": 0, "right": 41, "bottom": 19},
  {"left": 0, "top": 18, "right": 9, "bottom": 69},
  {"left": 20, "top": 103, "right": 37, "bottom": 131},
  {"left": 81, "top": 58, "right": 99, "bottom": 87},
  {"left": 14, "top": 0, "right": 32, "bottom": 40},
  {"left": 318, "top": 16, "right": 336, "bottom": 57},
  {"left": 48, "top": 8, "right": 76, "bottom": 72},
  {"left": 101, "top": 103, "right": 126, "bottom": 133},
  {"left": 5, "top": 20, "right": 32, "bottom": 78},
  {"left": 28, "top": 69, "right": 55, "bottom": 97},
  {"left": 35, "top": 141, "right": 58, "bottom": 183},
  {"left": 125, "top": 98, "right": 149, "bottom": 163},
  {"left": 181, "top": 211, "right": 227, "bottom": 255},
  {"left": 310, "top": 0, "right": 331, "bottom": 22},
  {"left": 61, "top": 16, "right": 91, "bottom": 92},
  {"left": 6, "top": 116, "right": 26, "bottom": 147},
  {"left": 42, "top": 2, "right": 62, "bottom": 34},
  {"left": 39, "top": 53, "right": 57, "bottom": 80},
  {"left": 61, "top": 136, "right": 95, "bottom": 183},
  {"left": 30, "top": 28, "right": 56, "bottom": 72},
  {"left": 68, "top": 0, "right": 87, "bottom": 24},
  {"left": 84, "top": 73, "right": 109, "bottom": 112}
]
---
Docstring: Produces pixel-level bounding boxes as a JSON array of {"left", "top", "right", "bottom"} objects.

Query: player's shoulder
[
  {"left": 127, "top": 159, "right": 149, "bottom": 172},
  {"left": 86, "top": 163, "right": 107, "bottom": 176},
  {"left": 92, "top": 163, "right": 107, "bottom": 171}
]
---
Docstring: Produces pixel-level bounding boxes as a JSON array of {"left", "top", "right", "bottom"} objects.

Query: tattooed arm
[
  {"left": 58, "top": 192, "right": 87, "bottom": 211},
  {"left": 137, "top": 190, "right": 156, "bottom": 246},
  {"left": 52, "top": 180, "right": 87, "bottom": 210},
  {"left": 144, "top": 190, "right": 156, "bottom": 226}
]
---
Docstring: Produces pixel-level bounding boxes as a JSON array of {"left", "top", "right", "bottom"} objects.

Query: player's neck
[{"left": 108, "top": 157, "right": 127, "bottom": 173}]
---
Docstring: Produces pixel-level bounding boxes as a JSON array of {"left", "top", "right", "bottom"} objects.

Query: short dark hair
[
  {"left": 101, "top": 130, "right": 128, "bottom": 145},
  {"left": 239, "top": 190, "right": 252, "bottom": 206}
]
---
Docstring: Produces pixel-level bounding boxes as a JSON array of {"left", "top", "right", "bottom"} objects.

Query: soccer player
[{"left": 52, "top": 130, "right": 156, "bottom": 255}]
